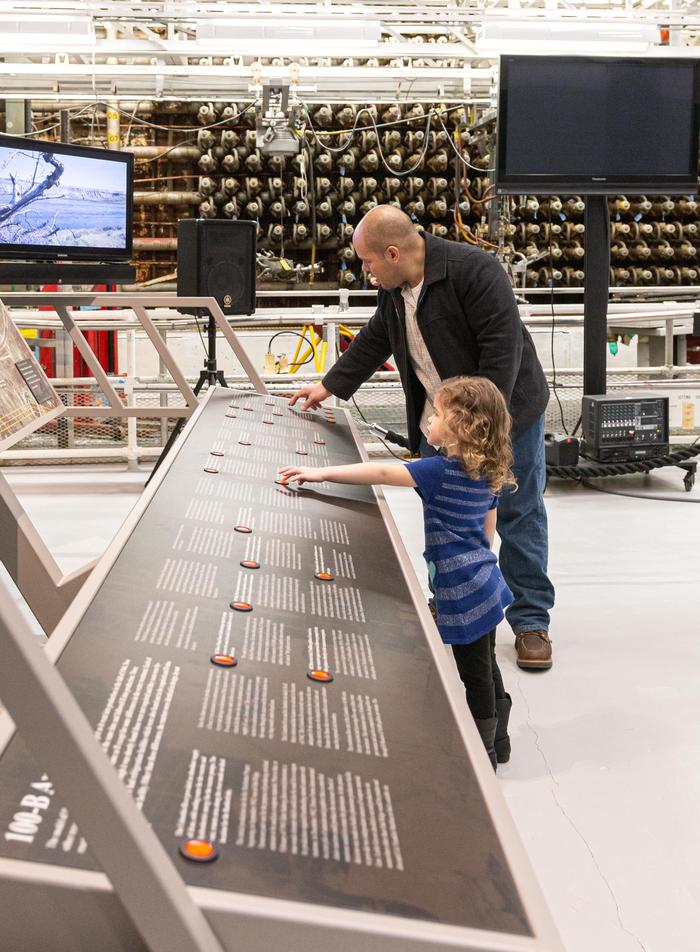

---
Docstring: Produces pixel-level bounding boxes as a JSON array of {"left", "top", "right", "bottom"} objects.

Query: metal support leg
[
  {"left": 583, "top": 194, "right": 610, "bottom": 396},
  {"left": 0, "top": 581, "right": 225, "bottom": 952}
]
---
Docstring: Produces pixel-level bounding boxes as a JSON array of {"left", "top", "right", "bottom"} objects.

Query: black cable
[
  {"left": 547, "top": 443, "right": 700, "bottom": 480},
  {"left": 303, "top": 138, "right": 317, "bottom": 241},
  {"left": 350, "top": 393, "right": 408, "bottom": 461},
  {"left": 191, "top": 312, "right": 208, "bottom": 356},
  {"left": 582, "top": 480, "right": 698, "bottom": 503},
  {"left": 547, "top": 203, "right": 568, "bottom": 434},
  {"left": 110, "top": 100, "right": 260, "bottom": 133},
  {"left": 266, "top": 330, "right": 317, "bottom": 367},
  {"left": 331, "top": 338, "right": 409, "bottom": 459}
]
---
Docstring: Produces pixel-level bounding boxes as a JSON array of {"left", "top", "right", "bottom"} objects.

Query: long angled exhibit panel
[{"left": 0, "top": 387, "right": 563, "bottom": 952}]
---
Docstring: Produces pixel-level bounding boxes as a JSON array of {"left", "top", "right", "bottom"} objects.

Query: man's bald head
[
  {"left": 354, "top": 205, "right": 421, "bottom": 253},
  {"left": 352, "top": 204, "right": 425, "bottom": 290}
]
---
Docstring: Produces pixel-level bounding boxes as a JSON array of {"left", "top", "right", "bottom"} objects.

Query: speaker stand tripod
[{"left": 146, "top": 312, "right": 227, "bottom": 485}]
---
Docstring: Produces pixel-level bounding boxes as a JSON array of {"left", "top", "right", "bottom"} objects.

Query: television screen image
[
  {"left": 0, "top": 137, "right": 132, "bottom": 260},
  {"left": 495, "top": 56, "right": 700, "bottom": 195}
]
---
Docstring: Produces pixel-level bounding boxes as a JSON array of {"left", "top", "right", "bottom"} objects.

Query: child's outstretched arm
[{"left": 279, "top": 462, "right": 416, "bottom": 488}]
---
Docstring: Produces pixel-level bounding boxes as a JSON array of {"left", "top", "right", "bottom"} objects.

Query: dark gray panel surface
[{"left": 0, "top": 388, "right": 532, "bottom": 938}]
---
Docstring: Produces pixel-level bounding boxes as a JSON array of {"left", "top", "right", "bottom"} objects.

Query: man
[{"left": 289, "top": 205, "right": 555, "bottom": 670}]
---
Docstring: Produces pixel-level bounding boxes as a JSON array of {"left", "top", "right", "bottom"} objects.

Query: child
[{"left": 280, "top": 376, "right": 516, "bottom": 770}]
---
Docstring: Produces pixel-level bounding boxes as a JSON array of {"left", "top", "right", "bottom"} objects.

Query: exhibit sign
[{"left": 0, "top": 301, "right": 63, "bottom": 451}]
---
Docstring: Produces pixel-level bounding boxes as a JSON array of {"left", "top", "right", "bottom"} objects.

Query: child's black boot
[
  {"left": 474, "top": 716, "right": 498, "bottom": 771},
  {"left": 495, "top": 694, "right": 512, "bottom": 764}
]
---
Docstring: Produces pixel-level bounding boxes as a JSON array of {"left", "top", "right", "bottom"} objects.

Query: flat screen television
[
  {"left": 0, "top": 135, "right": 133, "bottom": 261},
  {"left": 495, "top": 55, "right": 700, "bottom": 195}
]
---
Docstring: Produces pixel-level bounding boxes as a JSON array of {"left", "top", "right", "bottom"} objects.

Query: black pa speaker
[{"left": 177, "top": 219, "right": 256, "bottom": 315}]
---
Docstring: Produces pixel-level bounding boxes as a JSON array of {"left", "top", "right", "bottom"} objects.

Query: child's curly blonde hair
[{"left": 435, "top": 376, "right": 517, "bottom": 494}]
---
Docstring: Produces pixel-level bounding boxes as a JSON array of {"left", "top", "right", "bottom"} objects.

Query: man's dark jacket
[{"left": 323, "top": 232, "right": 549, "bottom": 452}]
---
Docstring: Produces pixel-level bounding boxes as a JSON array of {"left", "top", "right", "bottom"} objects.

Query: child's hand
[{"left": 278, "top": 465, "right": 326, "bottom": 486}]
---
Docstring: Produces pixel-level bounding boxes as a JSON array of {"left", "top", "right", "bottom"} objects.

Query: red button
[
  {"left": 265, "top": 400, "right": 274, "bottom": 406},
  {"left": 263, "top": 419, "right": 274, "bottom": 425},
  {"left": 239, "top": 439, "right": 252, "bottom": 446},
  {"left": 230, "top": 600, "right": 252, "bottom": 612},
  {"left": 244, "top": 407, "right": 255, "bottom": 412},
  {"left": 240, "top": 560, "right": 260, "bottom": 569},
  {"left": 234, "top": 525, "right": 252, "bottom": 533},
  {"left": 273, "top": 411, "right": 284, "bottom": 417},
  {"left": 210, "top": 450, "right": 224, "bottom": 457},
  {"left": 274, "top": 478, "right": 288, "bottom": 486},
  {"left": 210, "top": 653, "right": 238, "bottom": 667},
  {"left": 179, "top": 839, "right": 218, "bottom": 863},
  {"left": 225, "top": 412, "right": 237, "bottom": 418},
  {"left": 296, "top": 449, "right": 308, "bottom": 456},
  {"left": 203, "top": 467, "right": 219, "bottom": 474},
  {"left": 314, "top": 571, "right": 335, "bottom": 581},
  {"left": 307, "top": 669, "right": 334, "bottom": 683},
  {"left": 314, "top": 438, "right": 326, "bottom": 445},
  {"left": 229, "top": 404, "right": 240, "bottom": 409}
]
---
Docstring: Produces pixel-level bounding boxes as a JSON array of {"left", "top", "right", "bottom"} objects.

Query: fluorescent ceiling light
[
  {"left": 0, "top": 14, "right": 94, "bottom": 49},
  {"left": 477, "top": 19, "right": 656, "bottom": 55},
  {"left": 196, "top": 16, "right": 381, "bottom": 46}
]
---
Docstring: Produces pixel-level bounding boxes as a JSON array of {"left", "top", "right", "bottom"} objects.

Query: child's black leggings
[{"left": 451, "top": 629, "right": 505, "bottom": 720}]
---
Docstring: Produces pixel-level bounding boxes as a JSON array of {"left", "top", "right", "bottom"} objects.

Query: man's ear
[{"left": 386, "top": 245, "right": 400, "bottom": 262}]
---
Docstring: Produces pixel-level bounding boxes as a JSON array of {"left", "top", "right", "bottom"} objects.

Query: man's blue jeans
[{"left": 419, "top": 414, "right": 554, "bottom": 634}]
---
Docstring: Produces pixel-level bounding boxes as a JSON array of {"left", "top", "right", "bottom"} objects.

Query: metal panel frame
[
  {"left": 0, "top": 293, "right": 267, "bottom": 631},
  {"left": 3, "top": 293, "right": 268, "bottom": 417}
]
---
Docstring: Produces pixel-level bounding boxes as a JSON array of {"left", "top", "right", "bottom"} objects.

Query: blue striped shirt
[{"left": 405, "top": 455, "right": 513, "bottom": 644}]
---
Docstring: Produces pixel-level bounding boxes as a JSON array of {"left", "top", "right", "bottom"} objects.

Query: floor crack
[{"left": 515, "top": 675, "right": 648, "bottom": 952}]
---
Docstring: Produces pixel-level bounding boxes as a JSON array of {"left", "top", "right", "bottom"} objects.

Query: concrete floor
[{"left": 3, "top": 460, "right": 699, "bottom": 952}]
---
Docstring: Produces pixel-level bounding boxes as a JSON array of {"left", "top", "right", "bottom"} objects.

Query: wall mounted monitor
[
  {"left": 0, "top": 135, "right": 133, "bottom": 261},
  {"left": 495, "top": 55, "right": 700, "bottom": 195}
]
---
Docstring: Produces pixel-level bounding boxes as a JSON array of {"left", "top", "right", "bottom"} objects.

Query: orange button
[
  {"left": 239, "top": 439, "right": 252, "bottom": 446},
  {"left": 244, "top": 407, "right": 255, "bottom": 412},
  {"left": 225, "top": 412, "right": 237, "bottom": 418},
  {"left": 210, "top": 653, "right": 238, "bottom": 667},
  {"left": 203, "top": 467, "right": 219, "bottom": 474},
  {"left": 230, "top": 600, "right": 252, "bottom": 612},
  {"left": 296, "top": 449, "right": 308, "bottom": 456},
  {"left": 234, "top": 525, "right": 252, "bottom": 533},
  {"left": 273, "top": 411, "right": 284, "bottom": 417},
  {"left": 229, "top": 403, "right": 240, "bottom": 409},
  {"left": 210, "top": 450, "right": 224, "bottom": 457},
  {"left": 179, "top": 839, "right": 218, "bottom": 863},
  {"left": 314, "top": 571, "right": 335, "bottom": 581},
  {"left": 263, "top": 419, "right": 274, "bottom": 425},
  {"left": 307, "top": 669, "right": 334, "bottom": 683},
  {"left": 240, "top": 560, "right": 260, "bottom": 569},
  {"left": 314, "top": 438, "right": 326, "bottom": 445}
]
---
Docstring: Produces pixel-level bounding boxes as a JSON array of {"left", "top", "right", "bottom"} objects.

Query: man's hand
[
  {"left": 287, "top": 382, "right": 332, "bottom": 411},
  {"left": 279, "top": 466, "right": 326, "bottom": 486}
]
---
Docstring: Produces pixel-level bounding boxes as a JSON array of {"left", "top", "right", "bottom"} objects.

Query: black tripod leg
[{"left": 145, "top": 372, "right": 207, "bottom": 487}]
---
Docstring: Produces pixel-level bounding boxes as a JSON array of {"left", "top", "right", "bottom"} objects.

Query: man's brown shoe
[{"left": 515, "top": 630, "right": 552, "bottom": 670}]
